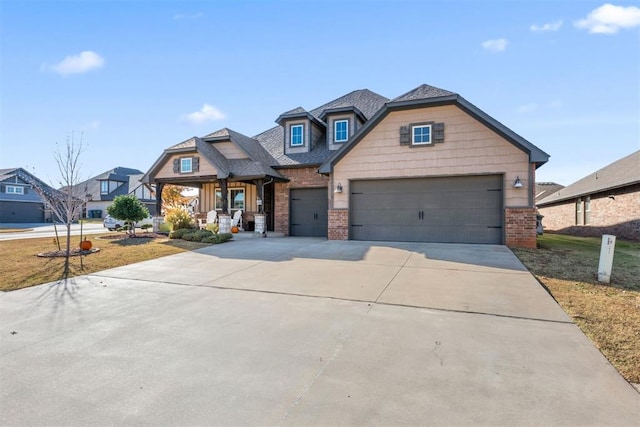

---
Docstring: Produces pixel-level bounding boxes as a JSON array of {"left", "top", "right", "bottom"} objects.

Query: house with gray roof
[
  {"left": 537, "top": 150, "right": 640, "bottom": 240},
  {"left": 143, "top": 84, "right": 549, "bottom": 248},
  {"left": 0, "top": 168, "right": 59, "bottom": 223},
  {"left": 77, "top": 167, "right": 156, "bottom": 218}
]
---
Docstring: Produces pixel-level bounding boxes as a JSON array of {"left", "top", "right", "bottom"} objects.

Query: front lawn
[
  {"left": 0, "top": 233, "right": 209, "bottom": 292},
  {"left": 512, "top": 234, "right": 640, "bottom": 384}
]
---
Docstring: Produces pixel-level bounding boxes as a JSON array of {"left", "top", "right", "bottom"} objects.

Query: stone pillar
[
  {"left": 254, "top": 213, "right": 266, "bottom": 237},
  {"left": 219, "top": 214, "right": 231, "bottom": 234},
  {"left": 153, "top": 216, "right": 163, "bottom": 233}
]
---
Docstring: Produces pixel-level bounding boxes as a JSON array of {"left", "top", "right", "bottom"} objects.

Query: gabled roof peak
[{"left": 390, "top": 84, "right": 456, "bottom": 103}]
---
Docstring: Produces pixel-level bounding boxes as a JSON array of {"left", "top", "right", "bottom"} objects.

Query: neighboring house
[
  {"left": 143, "top": 84, "right": 549, "bottom": 248},
  {"left": 537, "top": 150, "right": 640, "bottom": 241},
  {"left": 78, "top": 167, "right": 156, "bottom": 218},
  {"left": 535, "top": 182, "right": 564, "bottom": 203},
  {"left": 0, "top": 168, "right": 57, "bottom": 223}
]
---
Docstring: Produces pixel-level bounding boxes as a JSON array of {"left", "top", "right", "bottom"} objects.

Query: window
[
  {"left": 100, "top": 181, "right": 109, "bottom": 194},
  {"left": 412, "top": 125, "right": 432, "bottom": 145},
  {"left": 575, "top": 198, "right": 583, "bottom": 225},
  {"left": 334, "top": 120, "right": 348, "bottom": 143},
  {"left": 230, "top": 189, "right": 244, "bottom": 210},
  {"left": 6, "top": 185, "right": 24, "bottom": 195},
  {"left": 291, "top": 124, "right": 304, "bottom": 146},
  {"left": 215, "top": 188, "right": 245, "bottom": 210},
  {"left": 181, "top": 157, "right": 192, "bottom": 173},
  {"left": 584, "top": 196, "right": 591, "bottom": 225}
]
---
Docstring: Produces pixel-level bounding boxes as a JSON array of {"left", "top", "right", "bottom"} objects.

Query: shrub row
[{"left": 169, "top": 228, "right": 233, "bottom": 244}]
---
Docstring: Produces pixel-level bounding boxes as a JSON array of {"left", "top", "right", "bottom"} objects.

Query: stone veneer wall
[
  {"left": 274, "top": 167, "right": 329, "bottom": 235},
  {"left": 505, "top": 207, "right": 537, "bottom": 248}
]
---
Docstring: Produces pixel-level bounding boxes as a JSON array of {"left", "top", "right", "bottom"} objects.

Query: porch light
[
  {"left": 335, "top": 182, "right": 343, "bottom": 193},
  {"left": 513, "top": 177, "right": 523, "bottom": 188}
]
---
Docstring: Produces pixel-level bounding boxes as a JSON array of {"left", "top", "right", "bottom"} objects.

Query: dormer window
[
  {"left": 100, "top": 181, "right": 109, "bottom": 194},
  {"left": 291, "top": 124, "right": 304, "bottom": 146},
  {"left": 181, "top": 157, "right": 193, "bottom": 173},
  {"left": 334, "top": 120, "right": 348, "bottom": 143}
]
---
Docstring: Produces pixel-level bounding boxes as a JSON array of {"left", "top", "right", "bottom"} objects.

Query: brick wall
[
  {"left": 328, "top": 209, "right": 348, "bottom": 240},
  {"left": 505, "top": 207, "right": 537, "bottom": 248},
  {"left": 274, "top": 167, "right": 329, "bottom": 235},
  {"left": 538, "top": 184, "right": 640, "bottom": 241}
]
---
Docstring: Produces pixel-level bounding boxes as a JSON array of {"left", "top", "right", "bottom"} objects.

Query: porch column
[
  {"left": 218, "top": 178, "right": 228, "bottom": 214},
  {"left": 257, "top": 179, "right": 264, "bottom": 214},
  {"left": 155, "top": 182, "right": 164, "bottom": 215}
]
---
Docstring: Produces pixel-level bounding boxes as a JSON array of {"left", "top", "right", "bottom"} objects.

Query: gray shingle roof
[
  {"left": 390, "top": 84, "right": 456, "bottom": 102},
  {"left": 77, "top": 167, "right": 145, "bottom": 200},
  {"left": 255, "top": 89, "right": 389, "bottom": 166},
  {"left": 168, "top": 137, "right": 197, "bottom": 150},
  {"left": 538, "top": 150, "right": 640, "bottom": 205},
  {"left": 535, "top": 182, "right": 565, "bottom": 203}
]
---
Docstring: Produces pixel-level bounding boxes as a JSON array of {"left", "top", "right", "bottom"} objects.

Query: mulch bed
[{"left": 37, "top": 248, "right": 101, "bottom": 258}]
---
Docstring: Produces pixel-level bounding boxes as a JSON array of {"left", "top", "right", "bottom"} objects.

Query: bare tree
[{"left": 26, "top": 132, "right": 88, "bottom": 278}]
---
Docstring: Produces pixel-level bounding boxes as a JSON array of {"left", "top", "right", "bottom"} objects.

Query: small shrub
[
  {"left": 165, "top": 207, "right": 194, "bottom": 230},
  {"left": 159, "top": 222, "right": 173, "bottom": 233},
  {"left": 215, "top": 233, "right": 233, "bottom": 244},
  {"left": 201, "top": 232, "right": 233, "bottom": 244},
  {"left": 205, "top": 223, "right": 220, "bottom": 234},
  {"left": 169, "top": 228, "right": 192, "bottom": 239},
  {"left": 182, "top": 229, "right": 214, "bottom": 242}
]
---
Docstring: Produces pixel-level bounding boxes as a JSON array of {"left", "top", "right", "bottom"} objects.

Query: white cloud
[
  {"left": 517, "top": 103, "right": 538, "bottom": 113},
  {"left": 516, "top": 99, "right": 563, "bottom": 113},
  {"left": 481, "top": 38, "right": 508, "bottom": 53},
  {"left": 49, "top": 51, "right": 105, "bottom": 76},
  {"left": 181, "top": 104, "right": 226, "bottom": 124},
  {"left": 174, "top": 12, "right": 203, "bottom": 20},
  {"left": 575, "top": 4, "right": 640, "bottom": 34},
  {"left": 530, "top": 20, "right": 563, "bottom": 32}
]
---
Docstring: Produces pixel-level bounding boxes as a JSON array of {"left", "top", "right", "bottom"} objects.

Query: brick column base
[
  {"left": 505, "top": 207, "right": 537, "bottom": 248},
  {"left": 328, "top": 209, "right": 348, "bottom": 240}
]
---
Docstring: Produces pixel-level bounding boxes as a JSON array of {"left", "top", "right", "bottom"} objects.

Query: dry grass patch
[
  {"left": 513, "top": 234, "right": 640, "bottom": 383},
  {"left": 0, "top": 233, "right": 209, "bottom": 292}
]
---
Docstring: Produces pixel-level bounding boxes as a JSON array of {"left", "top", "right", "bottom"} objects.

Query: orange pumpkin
[
  {"left": 79, "top": 240, "right": 92, "bottom": 250},
  {"left": 231, "top": 226, "right": 239, "bottom": 233}
]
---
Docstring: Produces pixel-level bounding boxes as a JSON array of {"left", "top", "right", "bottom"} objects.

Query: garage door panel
[
  {"left": 290, "top": 188, "right": 328, "bottom": 237},
  {"left": 0, "top": 201, "right": 44, "bottom": 223},
  {"left": 350, "top": 176, "right": 503, "bottom": 244}
]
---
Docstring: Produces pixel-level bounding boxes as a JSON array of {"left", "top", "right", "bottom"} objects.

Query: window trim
[
  {"left": 290, "top": 124, "right": 304, "bottom": 147},
  {"left": 412, "top": 124, "right": 432, "bottom": 145},
  {"left": 6, "top": 185, "right": 24, "bottom": 195},
  {"left": 100, "top": 181, "right": 109, "bottom": 195},
  {"left": 334, "top": 119, "right": 349, "bottom": 143},
  {"left": 180, "top": 157, "right": 193, "bottom": 173}
]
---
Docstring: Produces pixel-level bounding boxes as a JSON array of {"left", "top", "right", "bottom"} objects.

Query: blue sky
[{"left": 1, "top": 0, "right": 639, "bottom": 187}]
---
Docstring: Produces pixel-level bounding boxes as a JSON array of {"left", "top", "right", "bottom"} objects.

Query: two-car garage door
[{"left": 349, "top": 175, "right": 504, "bottom": 244}]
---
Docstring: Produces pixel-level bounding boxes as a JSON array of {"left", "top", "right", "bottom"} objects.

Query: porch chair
[
  {"left": 198, "top": 210, "right": 218, "bottom": 229},
  {"left": 231, "top": 209, "right": 243, "bottom": 231}
]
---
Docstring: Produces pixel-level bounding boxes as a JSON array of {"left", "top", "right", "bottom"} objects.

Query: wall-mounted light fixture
[
  {"left": 608, "top": 195, "right": 615, "bottom": 200},
  {"left": 334, "top": 182, "right": 343, "bottom": 193},
  {"left": 513, "top": 176, "right": 523, "bottom": 188}
]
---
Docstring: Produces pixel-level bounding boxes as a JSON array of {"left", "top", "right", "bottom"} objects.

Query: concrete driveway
[{"left": 1, "top": 238, "right": 638, "bottom": 425}]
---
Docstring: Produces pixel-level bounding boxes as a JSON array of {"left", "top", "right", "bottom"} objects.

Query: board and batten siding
[
  {"left": 332, "top": 104, "right": 531, "bottom": 209},
  {"left": 153, "top": 153, "right": 218, "bottom": 180},
  {"left": 200, "top": 182, "right": 258, "bottom": 213}
]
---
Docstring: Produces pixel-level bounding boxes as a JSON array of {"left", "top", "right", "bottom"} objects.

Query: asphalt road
[{"left": 0, "top": 223, "right": 113, "bottom": 241}]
